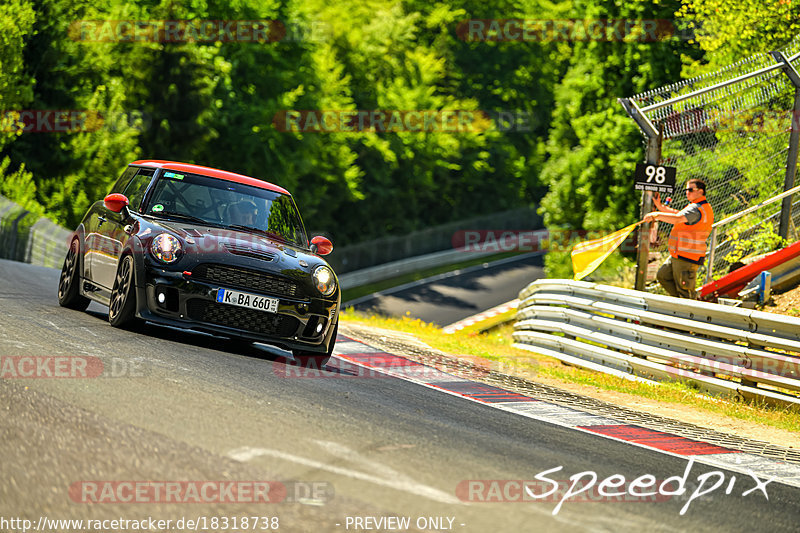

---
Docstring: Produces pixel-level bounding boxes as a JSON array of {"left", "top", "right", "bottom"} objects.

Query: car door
[
  {"left": 84, "top": 166, "right": 137, "bottom": 284},
  {"left": 92, "top": 167, "right": 155, "bottom": 290}
]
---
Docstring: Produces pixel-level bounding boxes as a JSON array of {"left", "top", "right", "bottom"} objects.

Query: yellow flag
[{"left": 571, "top": 222, "right": 640, "bottom": 281}]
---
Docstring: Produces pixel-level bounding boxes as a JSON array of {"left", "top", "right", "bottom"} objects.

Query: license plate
[{"left": 216, "top": 288, "right": 279, "bottom": 313}]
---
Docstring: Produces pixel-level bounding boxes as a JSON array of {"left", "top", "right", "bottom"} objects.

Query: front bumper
[{"left": 133, "top": 265, "right": 338, "bottom": 354}]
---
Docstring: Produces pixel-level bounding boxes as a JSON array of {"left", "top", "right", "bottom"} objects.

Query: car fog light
[
  {"left": 316, "top": 323, "right": 323, "bottom": 333},
  {"left": 157, "top": 292, "right": 166, "bottom": 304}
]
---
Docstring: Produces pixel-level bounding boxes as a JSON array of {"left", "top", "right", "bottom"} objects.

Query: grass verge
[{"left": 340, "top": 309, "right": 800, "bottom": 436}]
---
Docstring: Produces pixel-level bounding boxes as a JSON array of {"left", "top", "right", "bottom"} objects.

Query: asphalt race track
[
  {"left": 2, "top": 258, "right": 800, "bottom": 532},
  {"left": 348, "top": 253, "right": 545, "bottom": 326}
]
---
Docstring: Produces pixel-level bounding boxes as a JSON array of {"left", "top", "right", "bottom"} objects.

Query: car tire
[
  {"left": 292, "top": 321, "right": 337, "bottom": 368},
  {"left": 58, "top": 239, "right": 91, "bottom": 311},
  {"left": 108, "top": 255, "right": 139, "bottom": 328}
]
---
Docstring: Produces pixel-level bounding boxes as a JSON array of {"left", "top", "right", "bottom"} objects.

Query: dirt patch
[{"left": 763, "top": 283, "right": 800, "bottom": 317}]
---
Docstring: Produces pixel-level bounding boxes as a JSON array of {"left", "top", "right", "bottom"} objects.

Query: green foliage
[
  {"left": 722, "top": 224, "right": 788, "bottom": 267},
  {"left": 538, "top": 0, "right": 700, "bottom": 276},
  {"left": 0, "top": 0, "right": 731, "bottom": 264},
  {"left": 0, "top": 157, "right": 42, "bottom": 217},
  {"left": 677, "top": 0, "right": 800, "bottom": 75}
]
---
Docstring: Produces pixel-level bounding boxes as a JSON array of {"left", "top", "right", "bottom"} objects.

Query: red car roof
[{"left": 131, "top": 160, "right": 290, "bottom": 195}]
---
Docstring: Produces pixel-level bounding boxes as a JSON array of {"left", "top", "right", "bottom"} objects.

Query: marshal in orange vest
[{"left": 667, "top": 197, "right": 714, "bottom": 263}]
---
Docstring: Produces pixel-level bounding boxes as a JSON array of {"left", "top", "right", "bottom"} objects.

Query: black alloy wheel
[
  {"left": 108, "top": 255, "right": 138, "bottom": 328},
  {"left": 58, "top": 239, "right": 91, "bottom": 311}
]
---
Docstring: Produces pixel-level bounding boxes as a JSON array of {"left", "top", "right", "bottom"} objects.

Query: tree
[{"left": 537, "top": 0, "right": 701, "bottom": 277}]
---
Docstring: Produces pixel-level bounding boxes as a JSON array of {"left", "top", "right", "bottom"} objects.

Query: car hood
[{"left": 142, "top": 219, "right": 332, "bottom": 275}]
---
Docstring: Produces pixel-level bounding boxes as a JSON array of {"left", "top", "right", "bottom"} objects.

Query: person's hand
[
  {"left": 644, "top": 211, "right": 659, "bottom": 223},
  {"left": 653, "top": 191, "right": 660, "bottom": 203}
]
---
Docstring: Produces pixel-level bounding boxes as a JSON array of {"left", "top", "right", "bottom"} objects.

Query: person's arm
[
  {"left": 652, "top": 192, "right": 678, "bottom": 214},
  {"left": 643, "top": 211, "right": 688, "bottom": 224}
]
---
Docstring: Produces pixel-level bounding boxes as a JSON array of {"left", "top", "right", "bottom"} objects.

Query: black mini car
[{"left": 57, "top": 160, "right": 339, "bottom": 366}]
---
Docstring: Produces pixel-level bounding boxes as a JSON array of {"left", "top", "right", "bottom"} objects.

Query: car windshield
[{"left": 143, "top": 170, "right": 308, "bottom": 247}]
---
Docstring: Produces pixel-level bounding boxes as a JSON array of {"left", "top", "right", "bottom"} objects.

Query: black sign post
[{"left": 634, "top": 163, "right": 676, "bottom": 194}]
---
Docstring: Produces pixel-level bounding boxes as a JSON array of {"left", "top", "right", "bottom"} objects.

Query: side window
[
  {"left": 109, "top": 166, "right": 137, "bottom": 194},
  {"left": 123, "top": 168, "right": 156, "bottom": 212}
]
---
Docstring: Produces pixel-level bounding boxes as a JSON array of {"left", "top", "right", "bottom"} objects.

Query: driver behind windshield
[{"left": 228, "top": 200, "right": 259, "bottom": 227}]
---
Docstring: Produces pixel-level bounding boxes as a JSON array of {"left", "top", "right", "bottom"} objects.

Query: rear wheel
[
  {"left": 108, "top": 255, "right": 138, "bottom": 328},
  {"left": 57, "top": 239, "right": 90, "bottom": 311},
  {"left": 292, "top": 321, "right": 337, "bottom": 368}
]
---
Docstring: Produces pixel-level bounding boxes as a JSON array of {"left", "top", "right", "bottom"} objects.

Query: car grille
[
  {"left": 224, "top": 243, "right": 277, "bottom": 263},
  {"left": 193, "top": 263, "right": 299, "bottom": 298},
  {"left": 186, "top": 300, "right": 299, "bottom": 337}
]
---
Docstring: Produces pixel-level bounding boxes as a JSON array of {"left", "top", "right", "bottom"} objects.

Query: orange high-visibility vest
[{"left": 668, "top": 197, "right": 714, "bottom": 263}]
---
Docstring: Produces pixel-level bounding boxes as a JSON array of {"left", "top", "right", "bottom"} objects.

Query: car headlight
[
  {"left": 313, "top": 265, "right": 336, "bottom": 296},
  {"left": 150, "top": 233, "right": 182, "bottom": 263}
]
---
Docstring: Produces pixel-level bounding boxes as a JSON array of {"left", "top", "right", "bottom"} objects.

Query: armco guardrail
[
  {"left": 513, "top": 279, "right": 800, "bottom": 406},
  {"left": 0, "top": 195, "right": 71, "bottom": 268},
  {"left": 338, "top": 247, "right": 500, "bottom": 289}
]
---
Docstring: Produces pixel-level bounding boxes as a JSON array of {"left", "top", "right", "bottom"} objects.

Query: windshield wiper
[
  {"left": 227, "top": 225, "right": 289, "bottom": 244},
  {"left": 153, "top": 212, "right": 212, "bottom": 225}
]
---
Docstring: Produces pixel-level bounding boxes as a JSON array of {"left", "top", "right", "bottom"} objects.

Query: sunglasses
[{"left": 685, "top": 187, "right": 697, "bottom": 192}]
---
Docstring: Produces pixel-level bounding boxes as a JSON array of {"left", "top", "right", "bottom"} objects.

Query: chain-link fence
[{"left": 621, "top": 36, "right": 800, "bottom": 288}]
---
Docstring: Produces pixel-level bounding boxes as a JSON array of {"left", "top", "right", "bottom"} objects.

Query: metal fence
[
  {"left": 620, "top": 36, "right": 800, "bottom": 289},
  {"left": 325, "top": 206, "right": 542, "bottom": 273},
  {"left": 514, "top": 279, "right": 800, "bottom": 407},
  {"left": 0, "top": 195, "right": 71, "bottom": 268}
]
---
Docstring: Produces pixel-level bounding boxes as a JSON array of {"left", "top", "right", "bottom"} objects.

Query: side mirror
[
  {"left": 310, "top": 235, "right": 333, "bottom": 256},
  {"left": 104, "top": 193, "right": 130, "bottom": 214}
]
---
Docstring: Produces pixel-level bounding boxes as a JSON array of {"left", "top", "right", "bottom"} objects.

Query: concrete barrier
[
  {"left": 0, "top": 195, "right": 71, "bottom": 268},
  {"left": 338, "top": 247, "right": 499, "bottom": 289}
]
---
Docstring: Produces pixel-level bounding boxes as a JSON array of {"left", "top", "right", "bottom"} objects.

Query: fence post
[
  {"left": 770, "top": 51, "right": 800, "bottom": 240},
  {"left": 619, "top": 98, "right": 662, "bottom": 291}
]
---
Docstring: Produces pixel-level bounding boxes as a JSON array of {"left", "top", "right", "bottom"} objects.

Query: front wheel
[
  {"left": 108, "top": 255, "right": 139, "bottom": 328},
  {"left": 58, "top": 239, "right": 91, "bottom": 311}
]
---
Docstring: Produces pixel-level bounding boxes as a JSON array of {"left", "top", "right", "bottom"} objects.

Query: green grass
[
  {"left": 340, "top": 310, "right": 800, "bottom": 435},
  {"left": 341, "top": 250, "right": 529, "bottom": 303}
]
